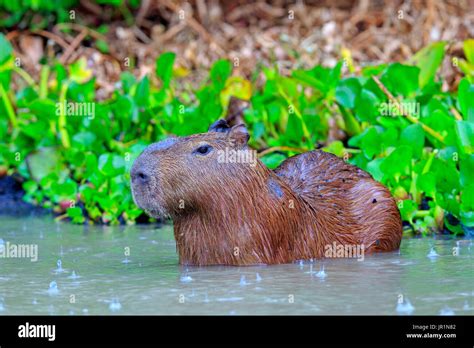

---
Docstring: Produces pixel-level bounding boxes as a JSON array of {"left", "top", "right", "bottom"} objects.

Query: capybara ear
[
  {"left": 228, "top": 124, "right": 249, "bottom": 147},
  {"left": 208, "top": 119, "right": 231, "bottom": 133}
]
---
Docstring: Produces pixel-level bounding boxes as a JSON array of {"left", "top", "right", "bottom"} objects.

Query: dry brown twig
[{"left": 60, "top": 29, "right": 88, "bottom": 64}]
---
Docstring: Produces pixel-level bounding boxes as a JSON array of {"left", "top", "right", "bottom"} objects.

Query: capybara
[{"left": 130, "top": 120, "right": 403, "bottom": 266}]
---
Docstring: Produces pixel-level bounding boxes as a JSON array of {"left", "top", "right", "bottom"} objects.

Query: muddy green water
[{"left": 0, "top": 216, "right": 472, "bottom": 315}]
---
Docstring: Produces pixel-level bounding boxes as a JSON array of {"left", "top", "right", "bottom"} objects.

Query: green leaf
[
  {"left": 69, "top": 57, "right": 93, "bottom": 84},
  {"left": 98, "top": 154, "right": 126, "bottom": 177},
  {"left": 210, "top": 59, "right": 232, "bottom": 91},
  {"left": 261, "top": 153, "right": 287, "bottom": 169},
  {"left": 400, "top": 124, "right": 424, "bottom": 159},
  {"left": 292, "top": 62, "right": 341, "bottom": 94},
  {"left": 26, "top": 147, "right": 62, "bottom": 183},
  {"left": 72, "top": 131, "right": 96, "bottom": 148},
  {"left": 220, "top": 77, "right": 251, "bottom": 109},
  {"left": 323, "top": 141, "right": 345, "bottom": 157},
  {"left": 417, "top": 172, "right": 436, "bottom": 197},
  {"left": 408, "top": 42, "right": 446, "bottom": 88},
  {"left": 463, "top": 39, "right": 474, "bottom": 65},
  {"left": 336, "top": 78, "right": 361, "bottom": 108},
  {"left": 380, "top": 145, "right": 413, "bottom": 177},
  {"left": 367, "top": 158, "right": 384, "bottom": 182},
  {"left": 134, "top": 76, "right": 150, "bottom": 107},
  {"left": 155, "top": 52, "right": 176, "bottom": 89},
  {"left": 455, "top": 120, "right": 474, "bottom": 154},
  {"left": 460, "top": 154, "right": 474, "bottom": 187},
  {"left": 461, "top": 184, "right": 474, "bottom": 212},
  {"left": 399, "top": 199, "right": 417, "bottom": 222},
  {"left": 457, "top": 78, "right": 474, "bottom": 122},
  {"left": 381, "top": 63, "right": 419, "bottom": 96},
  {"left": 354, "top": 89, "right": 379, "bottom": 122},
  {"left": 360, "top": 127, "right": 382, "bottom": 159},
  {"left": 0, "top": 33, "right": 13, "bottom": 64},
  {"left": 67, "top": 207, "right": 85, "bottom": 224},
  {"left": 96, "top": 40, "right": 109, "bottom": 54}
]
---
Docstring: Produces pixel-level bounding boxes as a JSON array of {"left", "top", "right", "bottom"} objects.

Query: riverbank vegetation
[{"left": 0, "top": 1, "right": 473, "bottom": 236}]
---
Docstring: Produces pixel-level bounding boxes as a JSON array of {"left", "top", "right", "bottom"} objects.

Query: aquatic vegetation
[{"left": 0, "top": 32, "right": 473, "bottom": 236}]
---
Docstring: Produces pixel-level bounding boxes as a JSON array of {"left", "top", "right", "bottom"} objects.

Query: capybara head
[{"left": 130, "top": 120, "right": 258, "bottom": 219}]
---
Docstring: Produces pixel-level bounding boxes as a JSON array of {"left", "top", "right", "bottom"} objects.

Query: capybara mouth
[{"left": 131, "top": 185, "right": 167, "bottom": 219}]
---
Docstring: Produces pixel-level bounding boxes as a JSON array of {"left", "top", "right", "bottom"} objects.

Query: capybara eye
[{"left": 194, "top": 144, "right": 212, "bottom": 155}]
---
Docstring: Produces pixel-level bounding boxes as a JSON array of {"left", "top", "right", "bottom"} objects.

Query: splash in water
[
  {"left": 396, "top": 298, "right": 415, "bottom": 315},
  {"left": 68, "top": 271, "right": 80, "bottom": 280},
  {"left": 439, "top": 306, "right": 454, "bottom": 315},
  {"left": 109, "top": 299, "right": 122, "bottom": 312},
  {"left": 121, "top": 257, "right": 131, "bottom": 264},
  {"left": 47, "top": 281, "right": 59, "bottom": 296},
  {"left": 427, "top": 247, "right": 439, "bottom": 259},
  {"left": 256, "top": 273, "right": 262, "bottom": 282},
  {"left": 239, "top": 275, "right": 249, "bottom": 286},
  {"left": 315, "top": 265, "right": 327, "bottom": 279},
  {"left": 180, "top": 274, "right": 193, "bottom": 283},
  {"left": 55, "top": 259, "right": 64, "bottom": 273}
]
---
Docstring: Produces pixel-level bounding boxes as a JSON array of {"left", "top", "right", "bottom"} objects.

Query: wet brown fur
[{"left": 131, "top": 125, "right": 403, "bottom": 266}]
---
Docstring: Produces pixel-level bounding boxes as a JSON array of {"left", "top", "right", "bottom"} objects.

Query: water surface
[{"left": 0, "top": 216, "right": 472, "bottom": 315}]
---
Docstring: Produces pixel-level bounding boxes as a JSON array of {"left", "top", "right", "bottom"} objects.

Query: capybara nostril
[{"left": 132, "top": 170, "right": 150, "bottom": 185}]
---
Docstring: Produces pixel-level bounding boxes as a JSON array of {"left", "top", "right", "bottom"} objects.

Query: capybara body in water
[{"left": 131, "top": 120, "right": 403, "bottom": 266}]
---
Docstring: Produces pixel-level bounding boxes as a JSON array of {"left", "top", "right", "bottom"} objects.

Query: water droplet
[
  {"left": 440, "top": 307, "right": 454, "bottom": 315},
  {"left": 48, "top": 281, "right": 59, "bottom": 296},
  {"left": 109, "top": 299, "right": 122, "bottom": 312},
  {"left": 239, "top": 275, "right": 248, "bottom": 286},
  {"left": 315, "top": 265, "right": 327, "bottom": 279},
  {"left": 68, "top": 271, "right": 80, "bottom": 280},
  {"left": 180, "top": 274, "right": 193, "bottom": 283},
  {"left": 53, "top": 259, "right": 65, "bottom": 274},
  {"left": 396, "top": 298, "right": 415, "bottom": 315},
  {"left": 256, "top": 273, "right": 262, "bottom": 282},
  {"left": 427, "top": 247, "right": 439, "bottom": 259}
]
